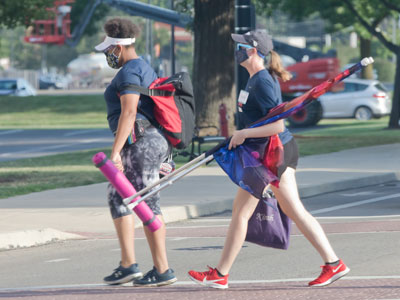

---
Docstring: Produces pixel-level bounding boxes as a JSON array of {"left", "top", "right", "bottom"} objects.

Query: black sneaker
[
  {"left": 133, "top": 267, "right": 177, "bottom": 287},
  {"left": 103, "top": 263, "right": 143, "bottom": 285}
]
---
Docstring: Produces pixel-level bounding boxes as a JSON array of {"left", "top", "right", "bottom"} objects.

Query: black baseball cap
[{"left": 231, "top": 30, "right": 273, "bottom": 56}]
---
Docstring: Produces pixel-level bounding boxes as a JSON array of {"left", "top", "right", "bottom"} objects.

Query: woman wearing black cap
[
  {"left": 94, "top": 18, "right": 177, "bottom": 287},
  {"left": 188, "top": 30, "right": 349, "bottom": 289}
]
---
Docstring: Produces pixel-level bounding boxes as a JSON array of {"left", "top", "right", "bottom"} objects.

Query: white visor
[{"left": 94, "top": 36, "right": 136, "bottom": 51}]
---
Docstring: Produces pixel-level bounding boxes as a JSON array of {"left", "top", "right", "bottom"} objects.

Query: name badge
[{"left": 238, "top": 90, "right": 249, "bottom": 107}]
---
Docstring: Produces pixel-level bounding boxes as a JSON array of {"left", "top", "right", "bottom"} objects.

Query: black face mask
[{"left": 235, "top": 48, "right": 249, "bottom": 64}]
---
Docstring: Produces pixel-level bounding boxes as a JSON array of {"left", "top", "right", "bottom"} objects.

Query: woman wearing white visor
[{"left": 94, "top": 18, "right": 176, "bottom": 287}]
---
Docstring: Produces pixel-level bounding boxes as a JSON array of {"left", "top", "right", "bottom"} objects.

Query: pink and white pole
[{"left": 92, "top": 152, "right": 162, "bottom": 232}]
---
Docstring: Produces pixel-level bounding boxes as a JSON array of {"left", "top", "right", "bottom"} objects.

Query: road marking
[
  {"left": 168, "top": 225, "right": 229, "bottom": 229},
  {"left": 299, "top": 168, "right": 390, "bottom": 173},
  {"left": 89, "top": 231, "right": 400, "bottom": 244},
  {"left": 187, "top": 218, "right": 231, "bottom": 223},
  {"left": 326, "top": 231, "right": 400, "bottom": 236},
  {"left": 171, "top": 237, "right": 187, "bottom": 241},
  {"left": 0, "top": 139, "right": 112, "bottom": 157},
  {"left": 340, "top": 191, "right": 376, "bottom": 197},
  {"left": 63, "top": 129, "right": 102, "bottom": 137},
  {"left": 316, "top": 215, "right": 400, "bottom": 220},
  {"left": 0, "top": 129, "right": 23, "bottom": 136},
  {"left": 45, "top": 258, "right": 70, "bottom": 263},
  {"left": 310, "top": 193, "right": 400, "bottom": 215},
  {"left": 1, "top": 275, "right": 400, "bottom": 291}
]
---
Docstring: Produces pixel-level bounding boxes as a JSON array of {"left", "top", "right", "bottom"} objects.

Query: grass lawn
[
  {"left": 0, "top": 95, "right": 108, "bottom": 128},
  {"left": 0, "top": 94, "right": 399, "bottom": 199},
  {"left": 295, "top": 117, "right": 400, "bottom": 156}
]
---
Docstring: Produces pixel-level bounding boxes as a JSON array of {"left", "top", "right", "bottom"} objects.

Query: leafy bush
[{"left": 374, "top": 57, "right": 396, "bottom": 83}]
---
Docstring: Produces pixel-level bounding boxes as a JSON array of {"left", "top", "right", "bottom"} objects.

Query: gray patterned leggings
[{"left": 107, "top": 126, "right": 170, "bottom": 219}]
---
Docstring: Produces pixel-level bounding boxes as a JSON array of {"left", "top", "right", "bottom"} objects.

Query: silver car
[
  {"left": 319, "top": 78, "right": 391, "bottom": 120},
  {"left": 0, "top": 78, "right": 37, "bottom": 97}
]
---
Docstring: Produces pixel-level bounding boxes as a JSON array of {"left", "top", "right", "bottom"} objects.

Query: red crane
[{"left": 24, "top": 0, "right": 74, "bottom": 45}]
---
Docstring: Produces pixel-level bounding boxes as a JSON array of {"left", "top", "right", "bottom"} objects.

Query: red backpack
[{"left": 122, "top": 72, "right": 195, "bottom": 149}]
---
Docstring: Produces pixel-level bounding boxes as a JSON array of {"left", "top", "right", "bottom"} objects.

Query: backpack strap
[
  {"left": 117, "top": 84, "right": 154, "bottom": 122},
  {"left": 120, "top": 84, "right": 174, "bottom": 97},
  {"left": 119, "top": 84, "right": 174, "bottom": 137}
]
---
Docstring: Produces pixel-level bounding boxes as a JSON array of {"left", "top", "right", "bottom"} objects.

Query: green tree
[
  {"left": 342, "top": 0, "right": 400, "bottom": 128},
  {"left": 257, "top": 0, "right": 400, "bottom": 128},
  {"left": 0, "top": 0, "right": 53, "bottom": 69},
  {"left": 0, "top": 0, "right": 53, "bottom": 28},
  {"left": 172, "top": 0, "right": 235, "bottom": 132},
  {"left": 70, "top": 0, "right": 109, "bottom": 37},
  {"left": 192, "top": 0, "right": 235, "bottom": 133}
]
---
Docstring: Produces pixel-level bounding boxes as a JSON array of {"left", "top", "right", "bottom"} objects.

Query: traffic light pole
[{"left": 234, "top": 0, "right": 255, "bottom": 128}]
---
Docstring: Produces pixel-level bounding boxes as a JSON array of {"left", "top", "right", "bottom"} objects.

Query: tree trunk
[
  {"left": 388, "top": 53, "right": 400, "bottom": 128},
  {"left": 193, "top": 0, "right": 236, "bottom": 136},
  {"left": 360, "top": 36, "right": 373, "bottom": 79}
]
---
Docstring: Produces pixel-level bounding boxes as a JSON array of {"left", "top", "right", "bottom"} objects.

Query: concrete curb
[
  {"left": 2, "top": 172, "right": 399, "bottom": 251},
  {"left": 299, "top": 172, "right": 400, "bottom": 198},
  {"left": 161, "top": 172, "right": 400, "bottom": 224},
  {"left": 162, "top": 198, "right": 234, "bottom": 224},
  {"left": 0, "top": 228, "right": 83, "bottom": 251}
]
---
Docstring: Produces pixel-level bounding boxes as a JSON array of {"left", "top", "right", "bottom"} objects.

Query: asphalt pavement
[
  {"left": 0, "top": 143, "right": 399, "bottom": 249},
  {"left": 1, "top": 143, "right": 400, "bottom": 298},
  {"left": 0, "top": 129, "right": 113, "bottom": 162}
]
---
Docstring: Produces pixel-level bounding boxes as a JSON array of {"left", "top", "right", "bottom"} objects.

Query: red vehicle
[
  {"left": 277, "top": 57, "right": 342, "bottom": 127},
  {"left": 24, "top": 0, "right": 74, "bottom": 45}
]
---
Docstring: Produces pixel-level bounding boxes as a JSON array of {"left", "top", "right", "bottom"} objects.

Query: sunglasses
[
  {"left": 236, "top": 43, "right": 253, "bottom": 51},
  {"left": 236, "top": 43, "right": 265, "bottom": 59}
]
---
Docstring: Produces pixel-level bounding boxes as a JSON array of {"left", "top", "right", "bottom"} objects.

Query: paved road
[
  {"left": 36, "top": 89, "right": 104, "bottom": 96},
  {"left": 1, "top": 183, "right": 399, "bottom": 299},
  {"left": 0, "top": 126, "right": 323, "bottom": 163},
  {"left": 0, "top": 128, "right": 198, "bottom": 163},
  {"left": 0, "top": 129, "right": 113, "bottom": 162}
]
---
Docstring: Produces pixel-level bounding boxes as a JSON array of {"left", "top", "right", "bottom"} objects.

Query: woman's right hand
[
  {"left": 229, "top": 129, "right": 248, "bottom": 150},
  {"left": 110, "top": 152, "right": 124, "bottom": 172}
]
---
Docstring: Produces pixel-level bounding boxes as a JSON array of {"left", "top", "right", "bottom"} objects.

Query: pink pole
[{"left": 92, "top": 152, "right": 162, "bottom": 232}]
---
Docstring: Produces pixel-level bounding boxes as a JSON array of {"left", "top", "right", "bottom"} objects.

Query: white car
[
  {"left": 67, "top": 53, "right": 118, "bottom": 88},
  {"left": 0, "top": 78, "right": 37, "bottom": 96},
  {"left": 319, "top": 78, "right": 391, "bottom": 120}
]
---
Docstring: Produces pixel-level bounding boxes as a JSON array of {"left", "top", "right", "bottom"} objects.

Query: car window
[
  {"left": 374, "top": 83, "right": 388, "bottom": 92},
  {"left": 354, "top": 83, "right": 368, "bottom": 91},
  {"left": 344, "top": 83, "right": 357, "bottom": 92},
  {"left": 0, "top": 80, "right": 17, "bottom": 90},
  {"left": 341, "top": 82, "right": 368, "bottom": 92}
]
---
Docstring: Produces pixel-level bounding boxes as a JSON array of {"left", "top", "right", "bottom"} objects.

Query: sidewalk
[{"left": 1, "top": 143, "right": 399, "bottom": 250}]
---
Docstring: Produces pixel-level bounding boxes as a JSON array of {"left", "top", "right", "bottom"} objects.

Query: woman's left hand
[
  {"left": 229, "top": 129, "right": 248, "bottom": 150},
  {"left": 110, "top": 152, "right": 124, "bottom": 172}
]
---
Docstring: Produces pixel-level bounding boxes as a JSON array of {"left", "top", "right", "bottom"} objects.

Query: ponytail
[{"left": 268, "top": 50, "right": 292, "bottom": 82}]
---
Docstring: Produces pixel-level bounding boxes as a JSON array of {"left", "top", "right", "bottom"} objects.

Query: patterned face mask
[{"left": 104, "top": 47, "right": 120, "bottom": 69}]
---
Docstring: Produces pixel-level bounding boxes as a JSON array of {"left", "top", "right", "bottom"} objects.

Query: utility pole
[
  {"left": 145, "top": 0, "right": 153, "bottom": 64},
  {"left": 170, "top": 0, "right": 176, "bottom": 75},
  {"left": 235, "top": 0, "right": 255, "bottom": 127},
  {"left": 393, "top": 16, "right": 397, "bottom": 63}
]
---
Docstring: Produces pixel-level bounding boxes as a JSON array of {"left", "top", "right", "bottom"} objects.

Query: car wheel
[
  {"left": 354, "top": 106, "right": 373, "bottom": 121},
  {"left": 287, "top": 101, "right": 323, "bottom": 127}
]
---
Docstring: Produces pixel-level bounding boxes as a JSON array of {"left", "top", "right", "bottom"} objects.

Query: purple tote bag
[{"left": 245, "top": 194, "right": 292, "bottom": 250}]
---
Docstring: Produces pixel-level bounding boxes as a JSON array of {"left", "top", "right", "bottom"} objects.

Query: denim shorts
[{"left": 107, "top": 126, "right": 170, "bottom": 219}]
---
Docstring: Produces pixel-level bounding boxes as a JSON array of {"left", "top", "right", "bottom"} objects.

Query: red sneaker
[
  {"left": 309, "top": 259, "right": 350, "bottom": 287},
  {"left": 188, "top": 266, "right": 229, "bottom": 289}
]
